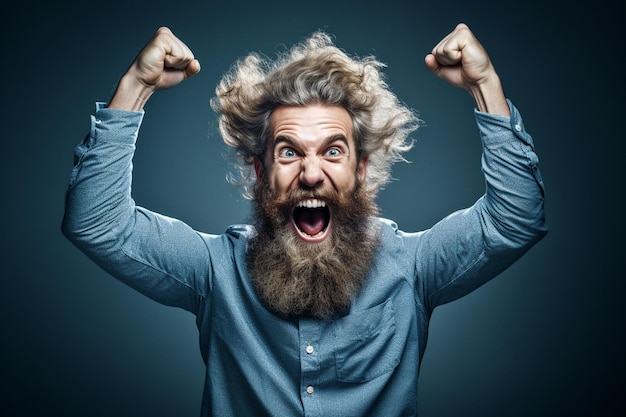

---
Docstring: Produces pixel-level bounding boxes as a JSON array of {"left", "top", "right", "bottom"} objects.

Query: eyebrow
[{"left": 272, "top": 134, "right": 350, "bottom": 151}]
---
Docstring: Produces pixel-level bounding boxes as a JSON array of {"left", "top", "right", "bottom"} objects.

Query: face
[
  {"left": 255, "top": 104, "right": 368, "bottom": 244},
  {"left": 247, "top": 103, "right": 379, "bottom": 319}
]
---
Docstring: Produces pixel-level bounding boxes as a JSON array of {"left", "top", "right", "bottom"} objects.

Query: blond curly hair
[{"left": 211, "top": 31, "right": 419, "bottom": 198}]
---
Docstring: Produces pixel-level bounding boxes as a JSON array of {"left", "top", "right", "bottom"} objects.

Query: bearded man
[{"left": 63, "top": 24, "right": 547, "bottom": 416}]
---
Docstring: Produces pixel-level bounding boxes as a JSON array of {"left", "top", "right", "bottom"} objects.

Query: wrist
[
  {"left": 468, "top": 74, "right": 510, "bottom": 117},
  {"left": 107, "top": 73, "right": 155, "bottom": 112}
]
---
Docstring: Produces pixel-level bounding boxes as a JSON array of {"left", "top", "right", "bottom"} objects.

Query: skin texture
[{"left": 254, "top": 104, "right": 368, "bottom": 243}]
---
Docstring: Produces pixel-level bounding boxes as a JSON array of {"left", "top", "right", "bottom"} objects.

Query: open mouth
[{"left": 292, "top": 198, "right": 331, "bottom": 242}]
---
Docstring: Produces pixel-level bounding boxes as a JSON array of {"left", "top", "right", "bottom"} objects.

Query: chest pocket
[{"left": 332, "top": 299, "right": 401, "bottom": 383}]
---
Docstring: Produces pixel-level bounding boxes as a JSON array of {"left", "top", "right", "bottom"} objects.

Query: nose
[{"left": 299, "top": 156, "right": 325, "bottom": 188}]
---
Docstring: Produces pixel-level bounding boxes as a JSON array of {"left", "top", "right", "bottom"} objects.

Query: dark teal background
[{"left": 2, "top": 0, "right": 624, "bottom": 415}]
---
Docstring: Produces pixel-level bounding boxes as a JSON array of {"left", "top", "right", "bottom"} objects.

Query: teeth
[{"left": 297, "top": 199, "right": 326, "bottom": 209}]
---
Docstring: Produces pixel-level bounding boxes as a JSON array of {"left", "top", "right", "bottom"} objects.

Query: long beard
[{"left": 247, "top": 177, "right": 380, "bottom": 319}]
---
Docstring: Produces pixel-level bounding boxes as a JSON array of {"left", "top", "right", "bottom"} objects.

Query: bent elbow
[
  {"left": 501, "top": 211, "right": 548, "bottom": 252},
  {"left": 61, "top": 202, "right": 122, "bottom": 257},
  {"left": 61, "top": 211, "right": 85, "bottom": 248}
]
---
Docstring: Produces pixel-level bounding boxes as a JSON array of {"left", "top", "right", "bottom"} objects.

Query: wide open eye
[
  {"left": 279, "top": 148, "right": 297, "bottom": 158},
  {"left": 325, "top": 147, "right": 342, "bottom": 158}
]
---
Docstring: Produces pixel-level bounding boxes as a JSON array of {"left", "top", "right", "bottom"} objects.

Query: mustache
[
  {"left": 265, "top": 186, "right": 344, "bottom": 226},
  {"left": 274, "top": 186, "right": 341, "bottom": 207}
]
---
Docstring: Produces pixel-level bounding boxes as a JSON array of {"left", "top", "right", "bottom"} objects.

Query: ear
[
  {"left": 357, "top": 155, "right": 368, "bottom": 181},
  {"left": 253, "top": 157, "right": 264, "bottom": 178}
]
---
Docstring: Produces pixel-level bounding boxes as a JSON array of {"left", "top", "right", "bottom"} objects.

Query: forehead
[{"left": 268, "top": 104, "right": 354, "bottom": 145}]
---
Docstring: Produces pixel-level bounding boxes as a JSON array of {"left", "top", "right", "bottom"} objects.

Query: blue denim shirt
[{"left": 63, "top": 100, "right": 547, "bottom": 416}]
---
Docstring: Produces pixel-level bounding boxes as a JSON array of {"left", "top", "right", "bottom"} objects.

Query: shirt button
[
  {"left": 306, "top": 385, "right": 315, "bottom": 395},
  {"left": 514, "top": 123, "right": 522, "bottom": 132},
  {"left": 306, "top": 344, "right": 314, "bottom": 354}
]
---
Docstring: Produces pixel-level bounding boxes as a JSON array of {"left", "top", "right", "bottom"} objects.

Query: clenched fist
[
  {"left": 425, "top": 23, "right": 509, "bottom": 116},
  {"left": 109, "top": 27, "right": 201, "bottom": 111}
]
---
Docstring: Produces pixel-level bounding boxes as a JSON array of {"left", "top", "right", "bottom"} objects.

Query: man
[{"left": 62, "top": 23, "right": 547, "bottom": 416}]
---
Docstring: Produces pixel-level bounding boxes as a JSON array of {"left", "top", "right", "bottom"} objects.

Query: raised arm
[
  {"left": 62, "top": 28, "right": 210, "bottom": 313},
  {"left": 415, "top": 24, "right": 547, "bottom": 309}
]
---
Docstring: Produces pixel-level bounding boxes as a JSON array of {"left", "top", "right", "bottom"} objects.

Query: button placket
[{"left": 299, "top": 319, "right": 322, "bottom": 416}]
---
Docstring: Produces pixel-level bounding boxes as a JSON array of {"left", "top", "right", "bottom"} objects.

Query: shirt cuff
[
  {"left": 90, "top": 102, "right": 145, "bottom": 145},
  {"left": 474, "top": 99, "right": 535, "bottom": 149}
]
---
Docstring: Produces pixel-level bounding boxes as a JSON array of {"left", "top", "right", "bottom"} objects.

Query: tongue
[{"left": 297, "top": 209, "right": 326, "bottom": 236}]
